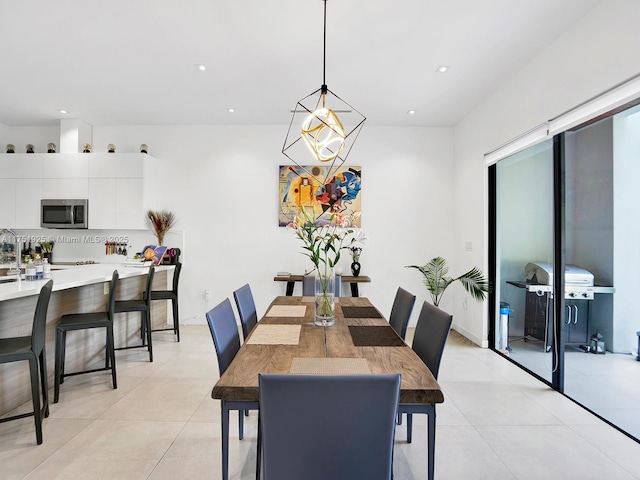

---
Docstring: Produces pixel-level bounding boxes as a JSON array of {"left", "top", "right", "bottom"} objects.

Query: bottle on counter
[
  {"left": 34, "top": 254, "right": 44, "bottom": 280},
  {"left": 43, "top": 258, "right": 51, "bottom": 279},
  {"left": 25, "top": 259, "right": 36, "bottom": 281}
]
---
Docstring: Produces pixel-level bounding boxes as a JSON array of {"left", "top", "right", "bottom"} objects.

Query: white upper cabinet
[
  {"left": 0, "top": 153, "right": 153, "bottom": 229},
  {"left": 42, "top": 155, "right": 89, "bottom": 178}
]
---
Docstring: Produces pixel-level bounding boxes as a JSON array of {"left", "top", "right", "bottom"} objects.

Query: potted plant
[
  {"left": 406, "top": 256, "right": 490, "bottom": 307},
  {"left": 289, "top": 207, "right": 359, "bottom": 326},
  {"left": 147, "top": 209, "right": 176, "bottom": 246}
]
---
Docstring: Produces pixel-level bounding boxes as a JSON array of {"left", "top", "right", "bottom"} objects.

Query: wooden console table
[{"left": 274, "top": 274, "right": 371, "bottom": 297}]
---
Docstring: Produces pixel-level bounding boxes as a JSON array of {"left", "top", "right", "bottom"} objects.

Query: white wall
[
  {"left": 453, "top": 0, "right": 640, "bottom": 346},
  {"left": 88, "top": 125, "right": 454, "bottom": 326}
]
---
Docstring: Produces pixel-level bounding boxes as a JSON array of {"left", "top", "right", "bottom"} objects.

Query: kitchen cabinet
[
  {"left": 115, "top": 178, "right": 145, "bottom": 229},
  {"left": 42, "top": 178, "right": 89, "bottom": 199},
  {"left": 15, "top": 179, "right": 43, "bottom": 228},
  {"left": 0, "top": 179, "right": 16, "bottom": 226},
  {"left": 88, "top": 178, "right": 116, "bottom": 229},
  {"left": 42, "top": 155, "right": 88, "bottom": 178},
  {"left": 0, "top": 153, "right": 153, "bottom": 230}
]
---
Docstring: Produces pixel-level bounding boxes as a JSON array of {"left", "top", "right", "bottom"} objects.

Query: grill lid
[{"left": 525, "top": 262, "right": 594, "bottom": 286}]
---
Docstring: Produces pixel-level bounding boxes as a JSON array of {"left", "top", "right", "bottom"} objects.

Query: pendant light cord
[{"left": 322, "top": 0, "right": 327, "bottom": 93}]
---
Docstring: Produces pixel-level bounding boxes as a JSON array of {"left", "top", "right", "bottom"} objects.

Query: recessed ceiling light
[
  {"left": 227, "top": 108, "right": 235, "bottom": 113},
  {"left": 407, "top": 110, "right": 416, "bottom": 115},
  {"left": 195, "top": 64, "right": 207, "bottom": 71},
  {"left": 58, "top": 109, "right": 68, "bottom": 114},
  {"left": 436, "top": 65, "right": 450, "bottom": 73}
]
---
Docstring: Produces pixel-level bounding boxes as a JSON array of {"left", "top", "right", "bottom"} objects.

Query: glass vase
[{"left": 314, "top": 268, "right": 335, "bottom": 326}]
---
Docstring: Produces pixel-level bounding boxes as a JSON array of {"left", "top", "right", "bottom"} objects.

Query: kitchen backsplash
[{"left": 5, "top": 228, "right": 184, "bottom": 264}]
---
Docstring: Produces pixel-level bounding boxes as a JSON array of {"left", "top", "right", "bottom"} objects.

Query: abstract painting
[{"left": 279, "top": 165, "right": 361, "bottom": 227}]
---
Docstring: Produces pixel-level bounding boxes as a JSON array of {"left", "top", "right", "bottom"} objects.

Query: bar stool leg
[
  {"left": 28, "top": 356, "right": 43, "bottom": 445},
  {"left": 172, "top": 298, "right": 180, "bottom": 342},
  {"left": 146, "top": 310, "right": 153, "bottom": 362},
  {"left": 54, "top": 329, "right": 64, "bottom": 403},
  {"left": 38, "top": 349, "right": 49, "bottom": 418}
]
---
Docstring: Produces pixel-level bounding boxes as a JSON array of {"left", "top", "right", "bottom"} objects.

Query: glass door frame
[{"left": 487, "top": 133, "right": 568, "bottom": 392}]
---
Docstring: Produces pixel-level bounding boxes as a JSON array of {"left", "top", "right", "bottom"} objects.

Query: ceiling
[{"left": 0, "top": 0, "right": 602, "bottom": 128}]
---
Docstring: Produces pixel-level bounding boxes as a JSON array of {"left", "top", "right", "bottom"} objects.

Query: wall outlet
[
  {"left": 204, "top": 289, "right": 211, "bottom": 300},
  {"left": 104, "top": 282, "right": 109, "bottom": 295},
  {"left": 465, "top": 241, "right": 473, "bottom": 252}
]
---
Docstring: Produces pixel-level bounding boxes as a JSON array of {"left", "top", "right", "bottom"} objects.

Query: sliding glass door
[
  {"left": 493, "top": 139, "right": 555, "bottom": 384},
  {"left": 491, "top": 103, "right": 640, "bottom": 441}
]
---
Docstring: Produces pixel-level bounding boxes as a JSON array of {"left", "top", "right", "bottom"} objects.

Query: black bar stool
[
  {"left": 54, "top": 271, "right": 119, "bottom": 403},
  {"left": 146, "top": 262, "right": 181, "bottom": 341},
  {"left": 114, "top": 266, "right": 155, "bottom": 362},
  {"left": 0, "top": 280, "right": 54, "bottom": 445}
]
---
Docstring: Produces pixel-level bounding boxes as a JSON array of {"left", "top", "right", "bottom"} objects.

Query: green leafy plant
[
  {"left": 289, "top": 206, "right": 353, "bottom": 275},
  {"left": 406, "top": 256, "right": 490, "bottom": 307}
]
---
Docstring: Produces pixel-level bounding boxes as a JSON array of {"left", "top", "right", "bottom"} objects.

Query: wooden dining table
[{"left": 211, "top": 295, "right": 444, "bottom": 480}]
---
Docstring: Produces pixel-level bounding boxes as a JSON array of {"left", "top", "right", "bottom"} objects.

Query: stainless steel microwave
[{"left": 41, "top": 199, "right": 88, "bottom": 229}]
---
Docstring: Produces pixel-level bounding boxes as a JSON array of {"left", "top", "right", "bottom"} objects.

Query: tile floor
[
  {"left": 508, "top": 337, "right": 640, "bottom": 440},
  {"left": 2, "top": 326, "right": 640, "bottom": 479}
]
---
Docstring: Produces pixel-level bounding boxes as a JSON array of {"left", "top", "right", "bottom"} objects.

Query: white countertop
[{"left": 0, "top": 263, "right": 175, "bottom": 302}]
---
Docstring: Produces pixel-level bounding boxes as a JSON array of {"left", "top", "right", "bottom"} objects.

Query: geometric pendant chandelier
[{"left": 282, "top": 0, "right": 366, "bottom": 184}]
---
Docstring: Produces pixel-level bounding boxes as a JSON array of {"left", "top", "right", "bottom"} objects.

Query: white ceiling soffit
[{"left": 484, "top": 72, "right": 640, "bottom": 167}]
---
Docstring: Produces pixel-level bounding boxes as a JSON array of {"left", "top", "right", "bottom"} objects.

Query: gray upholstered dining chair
[
  {"left": 233, "top": 283, "right": 258, "bottom": 342},
  {"left": 206, "top": 298, "right": 260, "bottom": 480},
  {"left": 302, "top": 274, "right": 315, "bottom": 296},
  {"left": 398, "top": 302, "right": 453, "bottom": 440},
  {"left": 388, "top": 287, "right": 416, "bottom": 340},
  {"left": 0, "top": 280, "right": 53, "bottom": 445},
  {"left": 302, "top": 274, "right": 341, "bottom": 297},
  {"left": 258, "top": 373, "right": 401, "bottom": 480}
]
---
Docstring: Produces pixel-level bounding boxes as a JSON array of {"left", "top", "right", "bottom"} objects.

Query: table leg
[
  {"left": 350, "top": 283, "right": 359, "bottom": 297},
  {"left": 286, "top": 281, "right": 295, "bottom": 296}
]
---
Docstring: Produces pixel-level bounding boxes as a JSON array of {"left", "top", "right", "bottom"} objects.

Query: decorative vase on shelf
[
  {"left": 314, "top": 268, "right": 335, "bottom": 326},
  {"left": 351, "top": 261, "right": 361, "bottom": 277}
]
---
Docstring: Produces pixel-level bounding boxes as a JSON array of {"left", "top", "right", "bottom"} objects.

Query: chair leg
[
  {"left": 397, "top": 412, "right": 402, "bottom": 425},
  {"left": 172, "top": 298, "right": 180, "bottom": 342},
  {"left": 407, "top": 413, "right": 413, "bottom": 443},
  {"left": 28, "top": 356, "right": 43, "bottom": 445},
  {"left": 38, "top": 349, "right": 49, "bottom": 418},
  {"left": 239, "top": 409, "right": 244, "bottom": 440},
  {"left": 222, "top": 402, "right": 230, "bottom": 480},
  {"left": 427, "top": 405, "right": 436, "bottom": 480},
  {"left": 256, "top": 411, "right": 262, "bottom": 480}
]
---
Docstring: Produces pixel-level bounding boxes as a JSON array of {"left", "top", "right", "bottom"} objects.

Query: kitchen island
[{"left": 0, "top": 263, "right": 175, "bottom": 418}]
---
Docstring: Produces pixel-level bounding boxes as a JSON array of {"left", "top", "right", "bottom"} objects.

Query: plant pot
[
  {"left": 314, "top": 269, "right": 335, "bottom": 326},
  {"left": 351, "top": 261, "right": 361, "bottom": 277}
]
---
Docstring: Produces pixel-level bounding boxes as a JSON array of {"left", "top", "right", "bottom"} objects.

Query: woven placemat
[
  {"left": 289, "top": 357, "right": 371, "bottom": 374},
  {"left": 265, "top": 305, "right": 307, "bottom": 317},
  {"left": 245, "top": 324, "right": 301, "bottom": 345},
  {"left": 348, "top": 326, "right": 405, "bottom": 347},
  {"left": 341, "top": 306, "right": 383, "bottom": 318}
]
